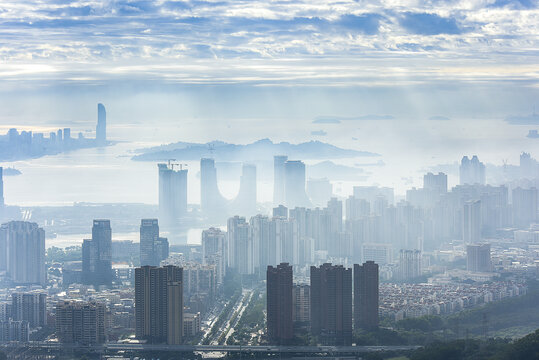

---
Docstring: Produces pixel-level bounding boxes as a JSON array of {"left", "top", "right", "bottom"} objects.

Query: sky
[{"left": 0, "top": 0, "right": 537, "bottom": 165}]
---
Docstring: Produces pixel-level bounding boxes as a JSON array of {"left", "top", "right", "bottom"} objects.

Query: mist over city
[{"left": 0, "top": 1, "right": 538, "bottom": 359}]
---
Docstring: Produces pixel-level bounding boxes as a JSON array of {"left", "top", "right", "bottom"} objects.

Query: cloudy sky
[{"left": 0, "top": 0, "right": 537, "bottom": 158}]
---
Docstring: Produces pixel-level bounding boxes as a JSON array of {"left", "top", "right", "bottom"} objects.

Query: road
[{"left": 1, "top": 342, "right": 421, "bottom": 354}]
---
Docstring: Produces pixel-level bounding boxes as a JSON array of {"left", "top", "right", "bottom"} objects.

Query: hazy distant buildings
[
  {"left": 310, "top": 263, "right": 352, "bottom": 345},
  {"left": 135, "top": 265, "right": 184, "bottom": 345},
  {"left": 266, "top": 263, "right": 293, "bottom": 345},
  {"left": 231, "top": 163, "right": 257, "bottom": 215},
  {"left": 0, "top": 167, "right": 4, "bottom": 208},
  {"left": 361, "top": 243, "right": 392, "bottom": 265},
  {"left": 354, "top": 261, "right": 379, "bottom": 330},
  {"left": 460, "top": 156, "right": 486, "bottom": 185},
  {"left": 96, "top": 103, "right": 107, "bottom": 146},
  {"left": 0, "top": 221, "right": 46, "bottom": 285},
  {"left": 284, "top": 160, "right": 310, "bottom": 208},
  {"left": 353, "top": 186, "right": 394, "bottom": 205},
  {"left": 158, "top": 163, "right": 188, "bottom": 226},
  {"left": 463, "top": 200, "right": 482, "bottom": 243},
  {"left": 307, "top": 178, "right": 333, "bottom": 208},
  {"left": 397, "top": 250, "right": 422, "bottom": 281},
  {"left": 512, "top": 187, "right": 538, "bottom": 228},
  {"left": 82, "top": 220, "right": 113, "bottom": 286},
  {"left": 273, "top": 205, "right": 288, "bottom": 218},
  {"left": 273, "top": 155, "right": 288, "bottom": 206},
  {"left": 424, "top": 172, "right": 448, "bottom": 194},
  {"left": 56, "top": 300, "right": 106, "bottom": 345},
  {"left": 0, "top": 319, "right": 29, "bottom": 342},
  {"left": 467, "top": 243, "right": 491, "bottom": 272},
  {"left": 140, "top": 219, "right": 169, "bottom": 266},
  {"left": 202, "top": 227, "right": 226, "bottom": 283},
  {"left": 227, "top": 216, "right": 253, "bottom": 275}
]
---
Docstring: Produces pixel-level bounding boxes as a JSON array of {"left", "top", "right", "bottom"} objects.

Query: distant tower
[
  {"left": 140, "top": 219, "right": 169, "bottom": 266},
  {"left": 231, "top": 164, "right": 257, "bottom": 215},
  {"left": 200, "top": 158, "right": 227, "bottom": 215},
  {"left": 82, "top": 220, "right": 112, "bottom": 286},
  {"left": 460, "top": 156, "right": 486, "bottom": 185},
  {"left": 273, "top": 155, "right": 288, "bottom": 206},
  {"left": 96, "top": 103, "right": 107, "bottom": 146},
  {"left": 158, "top": 163, "right": 188, "bottom": 226},
  {"left": 463, "top": 200, "right": 482, "bottom": 243},
  {"left": 284, "top": 160, "right": 310, "bottom": 208},
  {"left": 0, "top": 167, "right": 4, "bottom": 208}
]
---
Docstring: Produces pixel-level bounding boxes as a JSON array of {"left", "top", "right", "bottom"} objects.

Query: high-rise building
[
  {"left": 11, "top": 292, "right": 47, "bottom": 328},
  {"left": 423, "top": 172, "right": 448, "bottom": 194},
  {"left": 0, "top": 221, "right": 46, "bottom": 285},
  {"left": 227, "top": 216, "right": 253, "bottom": 275},
  {"left": 201, "top": 158, "right": 227, "bottom": 215},
  {"left": 231, "top": 164, "right": 257, "bottom": 215},
  {"left": 158, "top": 163, "right": 188, "bottom": 225},
  {"left": 512, "top": 187, "right": 538, "bottom": 228},
  {"left": 250, "top": 215, "right": 270, "bottom": 275},
  {"left": 140, "top": 219, "right": 169, "bottom": 266},
  {"left": 397, "top": 250, "right": 422, "bottom": 281},
  {"left": 463, "top": 200, "right": 482, "bottom": 243},
  {"left": 55, "top": 300, "right": 106, "bottom": 345},
  {"left": 354, "top": 261, "right": 379, "bottom": 330},
  {"left": 96, "top": 103, "right": 106, "bottom": 146},
  {"left": 82, "top": 220, "right": 112, "bottom": 286},
  {"left": 273, "top": 205, "right": 288, "bottom": 218},
  {"left": 273, "top": 155, "right": 288, "bottom": 206},
  {"left": 353, "top": 186, "right": 394, "bottom": 206},
  {"left": 293, "top": 283, "right": 310, "bottom": 325},
  {"left": 467, "top": 243, "right": 491, "bottom": 272},
  {"left": 284, "top": 160, "right": 310, "bottom": 208},
  {"left": 310, "top": 263, "right": 352, "bottom": 345},
  {"left": 266, "top": 263, "right": 293, "bottom": 345},
  {"left": 460, "top": 156, "right": 486, "bottom": 185},
  {"left": 345, "top": 196, "right": 370, "bottom": 221},
  {"left": 0, "top": 167, "right": 4, "bottom": 208},
  {"left": 202, "top": 227, "right": 226, "bottom": 283},
  {"left": 0, "top": 320, "right": 29, "bottom": 342},
  {"left": 135, "top": 265, "right": 183, "bottom": 344}
]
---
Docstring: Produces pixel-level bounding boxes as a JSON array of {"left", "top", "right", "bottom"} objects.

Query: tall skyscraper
[
  {"left": 200, "top": 158, "right": 227, "bottom": 214},
  {"left": 273, "top": 155, "right": 288, "bottom": 206},
  {"left": 231, "top": 163, "right": 257, "bottom": 215},
  {"left": 96, "top": 103, "right": 106, "bottom": 146},
  {"left": 158, "top": 163, "right": 188, "bottom": 226},
  {"left": 284, "top": 160, "right": 310, "bottom": 208},
  {"left": 82, "top": 220, "right": 112, "bottom": 286},
  {"left": 227, "top": 216, "right": 253, "bottom": 275},
  {"left": 512, "top": 187, "right": 538, "bottom": 228},
  {"left": 354, "top": 261, "right": 379, "bottom": 330},
  {"left": 202, "top": 227, "right": 226, "bottom": 283},
  {"left": 0, "top": 167, "right": 4, "bottom": 208},
  {"left": 460, "top": 156, "right": 486, "bottom": 185},
  {"left": 467, "top": 243, "right": 491, "bottom": 272},
  {"left": 397, "top": 249, "right": 422, "bottom": 281},
  {"left": 11, "top": 292, "right": 47, "bottom": 328},
  {"left": 423, "top": 172, "right": 448, "bottom": 194},
  {"left": 0, "top": 221, "right": 46, "bottom": 285},
  {"left": 140, "top": 219, "right": 169, "bottom": 266},
  {"left": 56, "top": 300, "right": 106, "bottom": 345},
  {"left": 310, "top": 263, "right": 352, "bottom": 345},
  {"left": 463, "top": 200, "right": 482, "bottom": 243},
  {"left": 135, "top": 265, "right": 184, "bottom": 345},
  {"left": 266, "top": 263, "right": 293, "bottom": 345},
  {"left": 273, "top": 205, "right": 288, "bottom": 218}
]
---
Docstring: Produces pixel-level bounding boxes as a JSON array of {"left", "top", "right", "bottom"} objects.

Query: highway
[{"left": 1, "top": 342, "right": 421, "bottom": 354}]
